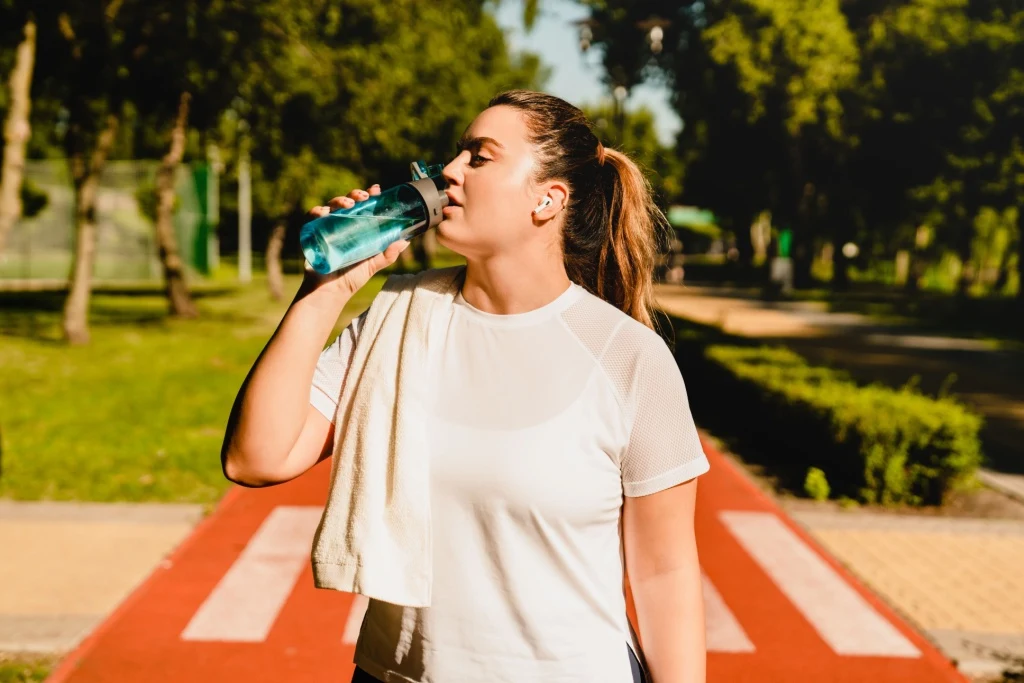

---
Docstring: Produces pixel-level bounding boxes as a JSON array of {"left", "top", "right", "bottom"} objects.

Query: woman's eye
[{"left": 470, "top": 154, "right": 490, "bottom": 166}]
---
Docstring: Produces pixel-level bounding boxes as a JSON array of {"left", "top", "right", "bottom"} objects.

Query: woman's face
[{"left": 436, "top": 105, "right": 546, "bottom": 259}]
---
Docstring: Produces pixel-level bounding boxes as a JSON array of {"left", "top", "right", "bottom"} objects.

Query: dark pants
[{"left": 350, "top": 644, "right": 647, "bottom": 682}]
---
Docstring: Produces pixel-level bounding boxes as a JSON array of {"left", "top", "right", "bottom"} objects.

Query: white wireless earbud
[{"left": 533, "top": 197, "right": 553, "bottom": 215}]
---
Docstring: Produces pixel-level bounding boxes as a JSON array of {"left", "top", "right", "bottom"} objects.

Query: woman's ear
[{"left": 533, "top": 181, "right": 569, "bottom": 219}]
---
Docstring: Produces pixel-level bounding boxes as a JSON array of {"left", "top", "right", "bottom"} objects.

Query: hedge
[{"left": 691, "top": 343, "right": 983, "bottom": 505}]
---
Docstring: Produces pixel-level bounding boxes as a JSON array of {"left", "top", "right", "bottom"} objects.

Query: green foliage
[
  {"left": 19, "top": 178, "right": 47, "bottom": 218},
  {"left": 576, "top": 0, "right": 1024, "bottom": 292},
  {"left": 804, "top": 467, "right": 831, "bottom": 501},
  {"left": 214, "top": 0, "right": 541, "bottom": 228},
  {"left": 863, "top": 0, "right": 1024, "bottom": 288},
  {"left": 582, "top": 104, "right": 683, "bottom": 204},
  {"left": 6, "top": 0, "right": 540, "bottom": 227},
  {"left": 704, "top": 345, "right": 983, "bottom": 505},
  {"left": 134, "top": 176, "right": 160, "bottom": 224},
  {"left": 0, "top": 654, "right": 52, "bottom": 683},
  {"left": 702, "top": 0, "right": 859, "bottom": 139},
  {"left": 251, "top": 149, "right": 363, "bottom": 220}
]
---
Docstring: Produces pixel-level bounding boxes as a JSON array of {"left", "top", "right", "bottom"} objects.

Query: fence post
[{"left": 237, "top": 134, "right": 252, "bottom": 284}]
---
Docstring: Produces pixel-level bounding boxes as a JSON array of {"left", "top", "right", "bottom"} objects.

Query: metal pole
[
  {"left": 613, "top": 85, "right": 628, "bottom": 143},
  {"left": 206, "top": 142, "right": 221, "bottom": 273},
  {"left": 237, "top": 135, "right": 252, "bottom": 284}
]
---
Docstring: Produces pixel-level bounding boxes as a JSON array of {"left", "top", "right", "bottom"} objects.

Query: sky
[{"left": 489, "top": 0, "right": 683, "bottom": 146}]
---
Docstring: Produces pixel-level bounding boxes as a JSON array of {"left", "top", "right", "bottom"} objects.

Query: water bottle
[{"left": 300, "top": 161, "right": 449, "bottom": 275}]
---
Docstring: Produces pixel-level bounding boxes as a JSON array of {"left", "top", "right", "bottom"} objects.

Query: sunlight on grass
[{"left": 0, "top": 273, "right": 387, "bottom": 502}]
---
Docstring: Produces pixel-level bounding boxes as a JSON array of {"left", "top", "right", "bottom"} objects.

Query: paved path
[
  {"left": 0, "top": 502, "right": 203, "bottom": 653},
  {"left": 788, "top": 507, "right": 1024, "bottom": 677},
  {"left": 44, "top": 440, "right": 964, "bottom": 683}
]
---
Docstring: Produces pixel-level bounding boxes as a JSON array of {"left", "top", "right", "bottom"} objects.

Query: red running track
[{"left": 46, "top": 439, "right": 966, "bottom": 683}]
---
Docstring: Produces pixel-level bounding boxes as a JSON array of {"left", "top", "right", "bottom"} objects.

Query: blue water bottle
[{"left": 300, "top": 161, "right": 449, "bottom": 274}]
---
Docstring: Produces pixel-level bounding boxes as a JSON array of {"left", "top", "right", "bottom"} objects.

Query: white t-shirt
[{"left": 310, "top": 277, "right": 710, "bottom": 683}]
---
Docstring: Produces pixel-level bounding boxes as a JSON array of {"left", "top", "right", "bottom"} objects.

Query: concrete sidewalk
[
  {"left": 0, "top": 501, "right": 203, "bottom": 654},
  {"left": 788, "top": 506, "right": 1024, "bottom": 678}
]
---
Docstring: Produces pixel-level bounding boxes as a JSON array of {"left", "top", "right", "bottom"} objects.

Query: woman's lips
[{"left": 442, "top": 205, "right": 461, "bottom": 216}]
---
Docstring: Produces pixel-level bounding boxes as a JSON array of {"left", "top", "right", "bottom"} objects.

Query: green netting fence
[{"left": 0, "top": 159, "right": 212, "bottom": 284}]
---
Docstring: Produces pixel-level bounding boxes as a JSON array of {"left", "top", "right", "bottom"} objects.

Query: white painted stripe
[
  {"left": 181, "top": 506, "right": 323, "bottom": 642},
  {"left": 342, "top": 594, "right": 369, "bottom": 645},
  {"left": 720, "top": 511, "right": 920, "bottom": 657},
  {"left": 702, "top": 574, "right": 755, "bottom": 653}
]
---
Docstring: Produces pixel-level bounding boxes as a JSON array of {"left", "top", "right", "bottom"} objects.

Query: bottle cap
[{"left": 410, "top": 160, "right": 445, "bottom": 180}]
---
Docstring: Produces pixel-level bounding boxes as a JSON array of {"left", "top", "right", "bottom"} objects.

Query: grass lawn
[
  {"left": 0, "top": 271, "right": 390, "bottom": 503},
  {"left": 0, "top": 654, "right": 55, "bottom": 683}
]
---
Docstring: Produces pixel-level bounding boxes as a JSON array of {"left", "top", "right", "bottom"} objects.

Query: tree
[
  {"left": 582, "top": 103, "right": 683, "bottom": 206},
  {"left": 861, "top": 0, "right": 1024, "bottom": 296},
  {"left": 31, "top": 2, "right": 131, "bottom": 343},
  {"left": 581, "top": 0, "right": 860, "bottom": 287},
  {"left": 235, "top": 0, "right": 541, "bottom": 292},
  {"left": 0, "top": 5, "right": 36, "bottom": 255},
  {"left": 114, "top": 0, "right": 294, "bottom": 317}
]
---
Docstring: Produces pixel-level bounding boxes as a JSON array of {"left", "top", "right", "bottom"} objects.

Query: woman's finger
[
  {"left": 365, "top": 240, "right": 408, "bottom": 275},
  {"left": 327, "top": 196, "right": 355, "bottom": 210},
  {"left": 368, "top": 184, "right": 382, "bottom": 196},
  {"left": 347, "top": 188, "right": 370, "bottom": 201},
  {"left": 308, "top": 206, "right": 330, "bottom": 218}
]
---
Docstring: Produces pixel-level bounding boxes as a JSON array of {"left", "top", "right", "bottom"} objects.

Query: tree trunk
[
  {"left": 733, "top": 213, "right": 754, "bottom": 265},
  {"left": 792, "top": 182, "right": 817, "bottom": 289},
  {"left": 1017, "top": 210, "right": 1024, "bottom": 304},
  {"left": 266, "top": 218, "right": 287, "bottom": 301},
  {"left": 992, "top": 239, "right": 1013, "bottom": 293},
  {"left": 905, "top": 252, "right": 922, "bottom": 294},
  {"left": 0, "top": 18, "right": 37, "bottom": 255},
  {"left": 155, "top": 92, "right": 198, "bottom": 318},
  {"left": 831, "top": 236, "right": 850, "bottom": 291},
  {"left": 63, "top": 113, "right": 120, "bottom": 344}
]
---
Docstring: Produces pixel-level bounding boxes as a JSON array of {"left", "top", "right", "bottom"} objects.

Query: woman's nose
[{"left": 442, "top": 152, "right": 467, "bottom": 186}]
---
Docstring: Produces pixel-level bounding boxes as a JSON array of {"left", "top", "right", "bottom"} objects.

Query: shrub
[
  {"left": 804, "top": 467, "right": 831, "bottom": 501},
  {"left": 700, "top": 345, "right": 983, "bottom": 505}
]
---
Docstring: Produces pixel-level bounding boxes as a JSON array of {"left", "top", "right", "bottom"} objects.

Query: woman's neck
[{"left": 459, "top": 254, "right": 572, "bottom": 316}]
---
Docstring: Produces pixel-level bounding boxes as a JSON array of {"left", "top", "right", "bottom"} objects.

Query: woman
[{"left": 222, "top": 90, "right": 708, "bottom": 683}]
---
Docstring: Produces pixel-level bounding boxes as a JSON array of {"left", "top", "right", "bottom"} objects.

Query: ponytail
[
  {"left": 488, "top": 90, "right": 671, "bottom": 331},
  {"left": 595, "top": 148, "right": 671, "bottom": 330}
]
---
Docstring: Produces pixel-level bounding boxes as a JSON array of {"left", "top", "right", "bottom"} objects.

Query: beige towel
[{"left": 311, "top": 264, "right": 466, "bottom": 607}]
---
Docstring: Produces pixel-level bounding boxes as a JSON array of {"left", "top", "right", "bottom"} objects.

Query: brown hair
[{"left": 488, "top": 90, "right": 671, "bottom": 330}]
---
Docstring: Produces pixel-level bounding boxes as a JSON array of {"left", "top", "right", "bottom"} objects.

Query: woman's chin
[
  {"left": 435, "top": 226, "right": 469, "bottom": 257},
  {"left": 434, "top": 225, "right": 454, "bottom": 248}
]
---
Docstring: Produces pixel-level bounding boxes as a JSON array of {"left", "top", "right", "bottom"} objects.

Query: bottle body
[{"left": 300, "top": 167, "right": 448, "bottom": 275}]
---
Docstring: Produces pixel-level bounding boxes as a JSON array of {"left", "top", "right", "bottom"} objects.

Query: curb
[{"left": 43, "top": 486, "right": 246, "bottom": 683}]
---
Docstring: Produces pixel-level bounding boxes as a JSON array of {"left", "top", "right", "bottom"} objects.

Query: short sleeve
[
  {"left": 620, "top": 335, "right": 709, "bottom": 497},
  {"left": 310, "top": 310, "right": 367, "bottom": 424}
]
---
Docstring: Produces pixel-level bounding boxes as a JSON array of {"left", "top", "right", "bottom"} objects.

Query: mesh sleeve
[
  {"left": 620, "top": 334, "right": 709, "bottom": 497},
  {"left": 310, "top": 310, "right": 367, "bottom": 423}
]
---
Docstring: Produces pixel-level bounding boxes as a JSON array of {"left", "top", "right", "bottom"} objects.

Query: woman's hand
[{"left": 302, "top": 184, "right": 410, "bottom": 299}]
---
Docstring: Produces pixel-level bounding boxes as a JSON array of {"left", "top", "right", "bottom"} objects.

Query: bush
[
  {"left": 20, "top": 179, "right": 48, "bottom": 218},
  {"left": 804, "top": 467, "right": 831, "bottom": 501},
  {"left": 700, "top": 345, "right": 983, "bottom": 505}
]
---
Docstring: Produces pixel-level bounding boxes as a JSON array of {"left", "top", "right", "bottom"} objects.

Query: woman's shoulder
[{"left": 570, "top": 288, "right": 669, "bottom": 352}]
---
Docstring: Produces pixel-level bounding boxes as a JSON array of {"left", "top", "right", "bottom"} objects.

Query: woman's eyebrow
[{"left": 456, "top": 136, "right": 505, "bottom": 152}]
